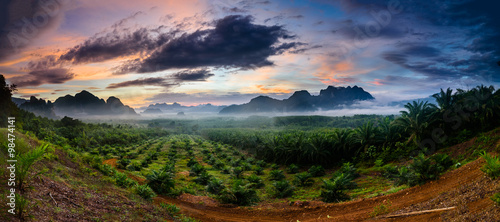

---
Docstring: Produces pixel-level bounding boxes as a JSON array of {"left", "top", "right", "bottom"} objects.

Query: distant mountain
[
  {"left": 219, "top": 85, "right": 374, "bottom": 114},
  {"left": 53, "top": 90, "right": 137, "bottom": 116},
  {"left": 12, "top": 97, "right": 28, "bottom": 106},
  {"left": 142, "top": 108, "right": 163, "bottom": 114},
  {"left": 19, "top": 96, "right": 57, "bottom": 118},
  {"left": 139, "top": 102, "right": 226, "bottom": 114}
]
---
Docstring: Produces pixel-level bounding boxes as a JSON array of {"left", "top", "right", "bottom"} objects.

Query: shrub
[
  {"left": 370, "top": 200, "right": 392, "bottom": 217},
  {"left": 126, "top": 162, "right": 141, "bottom": 171},
  {"left": 189, "top": 163, "right": 206, "bottom": 176},
  {"left": 254, "top": 166, "right": 264, "bottom": 175},
  {"left": 246, "top": 174, "right": 264, "bottom": 188},
  {"left": 308, "top": 165, "right": 325, "bottom": 177},
  {"left": 491, "top": 192, "right": 500, "bottom": 205},
  {"left": 256, "top": 160, "right": 267, "bottom": 168},
  {"left": 17, "top": 144, "right": 47, "bottom": 191},
  {"left": 293, "top": 172, "right": 314, "bottom": 187},
  {"left": 320, "top": 173, "right": 354, "bottom": 203},
  {"left": 269, "top": 169, "right": 286, "bottom": 181},
  {"left": 287, "top": 164, "right": 299, "bottom": 174},
  {"left": 394, "top": 166, "right": 418, "bottom": 186},
  {"left": 114, "top": 172, "right": 136, "bottom": 188},
  {"left": 193, "top": 171, "right": 212, "bottom": 185},
  {"left": 241, "top": 162, "right": 252, "bottom": 171},
  {"left": 99, "top": 164, "right": 116, "bottom": 176},
  {"left": 481, "top": 152, "right": 500, "bottom": 179},
  {"left": 221, "top": 166, "right": 231, "bottom": 174},
  {"left": 218, "top": 180, "right": 259, "bottom": 206},
  {"left": 117, "top": 158, "right": 131, "bottom": 169},
  {"left": 160, "top": 203, "right": 180, "bottom": 215},
  {"left": 431, "top": 153, "right": 454, "bottom": 170},
  {"left": 213, "top": 160, "right": 225, "bottom": 170},
  {"left": 206, "top": 178, "right": 225, "bottom": 195},
  {"left": 147, "top": 170, "right": 175, "bottom": 195},
  {"left": 135, "top": 184, "right": 156, "bottom": 200},
  {"left": 187, "top": 158, "right": 198, "bottom": 167},
  {"left": 272, "top": 180, "right": 294, "bottom": 198},
  {"left": 232, "top": 167, "right": 244, "bottom": 179},
  {"left": 270, "top": 164, "right": 279, "bottom": 170}
]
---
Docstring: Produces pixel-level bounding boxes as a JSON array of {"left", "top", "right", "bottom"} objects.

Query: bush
[
  {"left": 221, "top": 166, "right": 231, "bottom": 174},
  {"left": 126, "top": 162, "right": 141, "bottom": 171},
  {"left": 431, "top": 153, "right": 454, "bottom": 170},
  {"left": 320, "top": 173, "right": 354, "bottom": 203},
  {"left": 481, "top": 152, "right": 500, "bottom": 179},
  {"left": 254, "top": 166, "right": 264, "bottom": 175},
  {"left": 114, "top": 172, "right": 136, "bottom": 188},
  {"left": 213, "top": 160, "right": 225, "bottom": 170},
  {"left": 160, "top": 203, "right": 180, "bottom": 215},
  {"left": 256, "top": 160, "right": 267, "bottom": 168},
  {"left": 246, "top": 174, "right": 264, "bottom": 188},
  {"left": 269, "top": 169, "right": 286, "bottom": 181},
  {"left": 147, "top": 170, "right": 175, "bottom": 195},
  {"left": 287, "top": 164, "right": 299, "bottom": 174},
  {"left": 232, "top": 167, "right": 244, "bottom": 179},
  {"left": 189, "top": 163, "right": 206, "bottom": 176},
  {"left": 270, "top": 164, "right": 279, "bottom": 170},
  {"left": 135, "top": 184, "right": 156, "bottom": 200},
  {"left": 218, "top": 180, "right": 259, "bottom": 206},
  {"left": 370, "top": 200, "right": 392, "bottom": 217},
  {"left": 394, "top": 166, "right": 418, "bottom": 186},
  {"left": 293, "top": 172, "right": 314, "bottom": 187},
  {"left": 193, "top": 171, "right": 212, "bottom": 185},
  {"left": 272, "top": 180, "right": 294, "bottom": 198},
  {"left": 117, "top": 158, "right": 131, "bottom": 169},
  {"left": 99, "top": 164, "right": 116, "bottom": 176},
  {"left": 187, "top": 158, "right": 198, "bottom": 167},
  {"left": 491, "top": 192, "right": 500, "bottom": 205},
  {"left": 17, "top": 144, "right": 47, "bottom": 191},
  {"left": 308, "top": 165, "right": 325, "bottom": 177},
  {"left": 206, "top": 178, "right": 225, "bottom": 194}
]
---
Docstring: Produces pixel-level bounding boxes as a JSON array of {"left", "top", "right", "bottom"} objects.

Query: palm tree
[
  {"left": 394, "top": 101, "right": 437, "bottom": 146},
  {"left": 354, "top": 121, "right": 379, "bottom": 152},
  {"left": 432, "top": 88, "right": 454, "bottom": 112},
  {"left": 378, "top": 117, "right": 399, "bottom": 147}
]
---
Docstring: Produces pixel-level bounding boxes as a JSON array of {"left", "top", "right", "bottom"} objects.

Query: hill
[{"left": 219, "top": 85, "right": 374, "bottom": 114}]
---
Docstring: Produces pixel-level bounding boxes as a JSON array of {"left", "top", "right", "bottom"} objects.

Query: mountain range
[
  {"left": 15, "top": 90, "right": 137, "bottom": 118},
  {"left": 219, "top": 85, "right": 375, "bottom": 114}
]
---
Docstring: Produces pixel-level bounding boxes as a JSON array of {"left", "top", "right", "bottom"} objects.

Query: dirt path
[{"left": 151, "top": 157, "right": 492, "bottom": 222}]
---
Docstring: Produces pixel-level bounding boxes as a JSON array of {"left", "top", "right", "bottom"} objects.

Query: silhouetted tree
[{"left": 0, "top": 74, "right": 17, "bottom": 127}]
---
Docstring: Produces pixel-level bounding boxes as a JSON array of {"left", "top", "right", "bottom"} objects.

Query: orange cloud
[
  {"left": 369, "top": 79, "right": 384, "bottom": 86},
  {"left": 254, "top": 85, "right": 292, "bottom": 94}
]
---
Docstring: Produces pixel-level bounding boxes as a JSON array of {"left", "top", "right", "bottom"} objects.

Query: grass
[{"left": 369, "top": 200, "right": 393, "bottom": 217}]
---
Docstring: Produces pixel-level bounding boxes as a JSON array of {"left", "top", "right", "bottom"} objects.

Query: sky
[{"left": 0, "top": 0, "right": 499, "bottom": 108}]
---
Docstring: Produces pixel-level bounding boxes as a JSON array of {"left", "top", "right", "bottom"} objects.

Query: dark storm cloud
[
  {"left": 106, "top": 69, "right": 215, "bottom": 89},
  {"left": 27, "top": 15, "right": 305, "bottom": 75},
  {"left": 172, "top": 69, "right": 214, "bottom": 81},
  {"left": 124, "top": 15, "right": 304, "bottom": 73},
  {"left": 59, "top": 27, "right": 173, "bottom": 64},
  {"left": 0, "top": 0, "right": 67, "bottom": 61},
  {"left": 9, "top": 68, "right": 74, "bottom": 87},
  {"left": 106, "top": 77, "right": 177, "bottom": 89}
]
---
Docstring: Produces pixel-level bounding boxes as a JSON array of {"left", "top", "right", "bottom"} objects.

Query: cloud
[
  {"left": 122, "top": 15, "right": 304, "bottom": 73},
  {"left": 9, "top": 68, "right": 74, "bottom": 87},
  {"left": 0, "top": 0, "right": 68, "bottom": 61},
  {"left": 106, "top": 69, "right": 214, "bottom": 89},
  {"left": 59, "top": 27, "right": 173, "bottom": 64},
  {"left": 106, "top": 77, "right": 177, "bottom": 89},
  {"left": 172, "top": 69, "right": 214, "bottom": 81}
]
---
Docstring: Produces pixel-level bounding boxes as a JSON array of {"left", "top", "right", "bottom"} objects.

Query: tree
[
  {"left": 394, "top": 101, "right": 437, "bottom": 146},
  {"left": 0, "top": 74, "right": 17, "bottom": 127}
]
